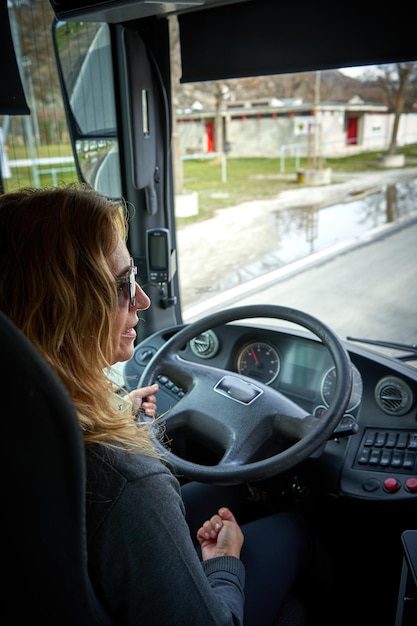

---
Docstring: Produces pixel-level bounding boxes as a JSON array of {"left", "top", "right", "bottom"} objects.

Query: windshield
[
  {"left": 3, "top": 6, "right": 416, "bottom": 366},
  {"left": 172, "top": 61, "right": 417, "bottom": 366}
]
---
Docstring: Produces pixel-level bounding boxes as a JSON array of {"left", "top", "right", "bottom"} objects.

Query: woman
[{"left": 0, "top": 184, "right": 331, "bottom": 625}]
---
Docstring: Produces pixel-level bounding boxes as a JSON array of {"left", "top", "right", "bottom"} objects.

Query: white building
[{"left": 176, "top": 97, "right": 417, "bottom": 159}]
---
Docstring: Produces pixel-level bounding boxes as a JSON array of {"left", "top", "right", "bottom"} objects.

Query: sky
[{"left": 338, "top": 65, "right": 379, "bottom": 79}]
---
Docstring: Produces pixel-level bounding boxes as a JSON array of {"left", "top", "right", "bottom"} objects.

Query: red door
[
  {"left": 206, "top": 121, "right": 215, "bottom": 152},
  {"left": 346, "top": 117, "right": 358, "bottom": 145}
]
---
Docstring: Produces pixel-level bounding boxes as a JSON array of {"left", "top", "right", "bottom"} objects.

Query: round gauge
[
  {"left": 321, "top": 363, "right": 363, "bottom": 411},
  {"left": 236, "top": 341, "right": 280, "bottom": 385},
  {"left": 189, "top": 330, "right": 219, "bottom": 359}
]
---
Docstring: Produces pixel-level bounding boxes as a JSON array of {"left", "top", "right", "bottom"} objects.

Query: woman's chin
[{"left": 114, "top": 342, "right": 135, "bottom": 364}]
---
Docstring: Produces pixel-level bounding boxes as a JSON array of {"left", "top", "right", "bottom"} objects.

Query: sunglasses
[{"left": 115, "top": 258, "right": 138, "bottom": 307}]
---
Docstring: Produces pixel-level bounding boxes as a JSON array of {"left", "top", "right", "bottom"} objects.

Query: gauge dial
[
  {"left": 321, "top": 363, "right": 363, "bottom": 411},
  {"left": 236, "top": 342, "right": 280, "bottom": 385}
]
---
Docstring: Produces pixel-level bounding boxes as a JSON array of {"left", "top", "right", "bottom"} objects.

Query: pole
[
  {"left": 314, "top": 70, "right": 321, "bottom": 170},
  {"left": 9, "top": 4, "right": 40, "bottom": 186}
]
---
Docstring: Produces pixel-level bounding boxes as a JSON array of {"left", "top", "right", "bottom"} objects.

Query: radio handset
[{"left": 146, "top": 228, "right": 176, "bottom": 285}]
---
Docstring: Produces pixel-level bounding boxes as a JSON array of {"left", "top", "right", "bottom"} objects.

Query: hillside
[{"left": 175, "top": 70, "right": 386, "bottom": 111}]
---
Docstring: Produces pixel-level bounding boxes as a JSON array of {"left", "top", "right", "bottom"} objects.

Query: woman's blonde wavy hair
[{"left": 0, "top": 183, "right": 158, "bottom": 456}]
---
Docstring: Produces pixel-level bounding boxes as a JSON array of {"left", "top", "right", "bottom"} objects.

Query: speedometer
[
  {"left": 236, "top": 341, "right": 280, "bottom": 385},
  {"left": 321, "top": 363, "right": 363, "bottom": 411}
]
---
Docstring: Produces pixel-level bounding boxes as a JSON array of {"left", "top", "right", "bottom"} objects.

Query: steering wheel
[{"left": 139, "top": 305, "right": 352, "bottom": 484}]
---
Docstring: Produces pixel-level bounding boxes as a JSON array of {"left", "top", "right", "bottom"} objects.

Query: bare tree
[{"left": 377, "top": 62, "right": 417, "bottom": 155}]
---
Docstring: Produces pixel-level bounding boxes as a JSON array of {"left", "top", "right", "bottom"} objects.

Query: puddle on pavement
[
  {"left": 222, "top": 177, "right": 417, "bottom": 287},
  {"left": 180, "top": 177, "right": 417, "bottom": 309}
]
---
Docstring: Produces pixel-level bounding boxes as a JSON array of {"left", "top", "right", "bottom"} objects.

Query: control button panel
[{"left": 354, "top": 429, "right": 417, "bottom": 474}]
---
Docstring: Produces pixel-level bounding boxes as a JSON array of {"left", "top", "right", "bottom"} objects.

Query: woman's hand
[
  {"left": 197, "top": 507, "right": 244, "bottom": 561},
  {"left": 125, "top": 383, "right": 159, "bottom": 418}
]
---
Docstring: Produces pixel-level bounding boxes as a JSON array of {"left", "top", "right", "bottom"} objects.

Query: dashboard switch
[
  {"left": 362, "top": 478, "right": 380, "bottom": 492},
  {"left": 405, "top": 477, "right": 417, "bottom": 493},
  {"left": 383, "top": 477, "right": 400, "bottom": 493}
]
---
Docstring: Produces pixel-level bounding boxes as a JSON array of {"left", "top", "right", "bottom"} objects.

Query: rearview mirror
[{"left": 53, "top": 20, "right": 121, "bottom": 198}]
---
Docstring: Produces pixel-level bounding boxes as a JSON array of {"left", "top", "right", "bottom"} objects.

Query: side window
[{"left": 3, "top": 2, "right": 79, "bottom": 193}]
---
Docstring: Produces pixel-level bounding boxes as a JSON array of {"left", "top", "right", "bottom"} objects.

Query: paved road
[
  {"left": 180, "top": 168, "right": 417, "bottom": 355},
  {"left": 184, "top": 213, "right": 417, "bottom": 346}
]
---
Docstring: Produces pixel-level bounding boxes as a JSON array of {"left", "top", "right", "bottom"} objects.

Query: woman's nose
[{"left": 134, "top": 283, "right": 151, "bottom": 311}]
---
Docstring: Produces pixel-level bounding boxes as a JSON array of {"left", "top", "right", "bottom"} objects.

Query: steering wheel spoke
[{"left": 272, "top": 412, "right": 320, "bottom": 442}]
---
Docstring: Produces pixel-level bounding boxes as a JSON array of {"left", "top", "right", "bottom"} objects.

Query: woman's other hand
[{"left": 197, "top": 507, "right": 244, "bottom": 561}]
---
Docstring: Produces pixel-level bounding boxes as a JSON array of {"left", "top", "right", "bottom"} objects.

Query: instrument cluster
[{"left": 233, "top": 337, "right": 363, "bottom": 418}]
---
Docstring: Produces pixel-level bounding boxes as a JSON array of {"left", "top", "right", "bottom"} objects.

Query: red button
[
  {"left": 384, "top": 478, "right": 400, "bottom": 492},
  {"left": 405, "top": 477, "right": 417, "bottom": 493}
]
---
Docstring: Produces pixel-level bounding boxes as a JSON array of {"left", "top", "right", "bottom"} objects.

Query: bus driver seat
[{"left": 1, "top": 310, "right": 113, "bottom": 624}]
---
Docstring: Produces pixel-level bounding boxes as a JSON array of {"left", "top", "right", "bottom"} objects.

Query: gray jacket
[{"left": 85, "top": 444, "right": 245, "bottom": 625}]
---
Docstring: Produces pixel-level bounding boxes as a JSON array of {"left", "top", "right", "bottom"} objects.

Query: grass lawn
[
  {"left": 178, "top": 144, "right": 417, "bottom": 223},
  {"left": 4, "top": 144, "right": 76, "bottom": 193},
  {"left": 4, "top": 142, "right": 417, "bottom": 222}
]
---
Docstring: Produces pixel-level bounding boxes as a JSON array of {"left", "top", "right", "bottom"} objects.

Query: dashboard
[{"left": 123, "top": 322, "right": 417, "bottom": 503}]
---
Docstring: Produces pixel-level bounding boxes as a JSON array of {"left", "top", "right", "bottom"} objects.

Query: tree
[
  {"left": 377, "top": 62, "right": 417, "bottom": 155},
  {"left": 168, "top": 16, "right": 184, "bottom": 196}
]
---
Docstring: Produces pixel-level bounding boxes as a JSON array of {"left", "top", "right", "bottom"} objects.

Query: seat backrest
[{"left": 1, "top": 310, "right": 113, "bottom": 624}]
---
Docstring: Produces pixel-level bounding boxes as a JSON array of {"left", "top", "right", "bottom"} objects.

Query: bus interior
[{"left": 2, "top": 1, "right": 417, "bottom": 625}]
